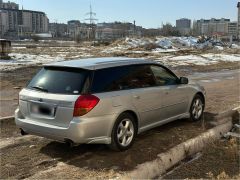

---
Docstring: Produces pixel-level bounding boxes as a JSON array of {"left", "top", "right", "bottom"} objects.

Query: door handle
[{"left": 133, "top": 95, "right": 140, "bottom": 99}]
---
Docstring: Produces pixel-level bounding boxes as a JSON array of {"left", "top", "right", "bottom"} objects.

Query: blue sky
[{"left": 9, "top": 0, "right": 239, "bottom": 28}]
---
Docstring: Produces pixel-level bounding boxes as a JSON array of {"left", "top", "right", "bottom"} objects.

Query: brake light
[{"left": 73, "top": 95, "right": 100, "bottom": 117}]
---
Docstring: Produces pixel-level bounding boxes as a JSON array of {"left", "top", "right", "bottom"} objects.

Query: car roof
[{"left": 45, "top": 57, "right": 159, "bottom": 70}]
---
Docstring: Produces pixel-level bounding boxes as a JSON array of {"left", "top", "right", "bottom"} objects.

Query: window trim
[
  {"left": 149, "top": 64, "right": 180, "bottom": 86},
  {"left": 90, "top": 64, "right": 158, "bottom": 94}
]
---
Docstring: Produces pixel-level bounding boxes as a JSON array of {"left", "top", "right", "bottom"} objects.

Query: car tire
[
  {"left": 190, "top": 94, "right": 204, "bottom": 121},
  {"left": 108, "top": 113, "right": 137, "bottom": 151}
]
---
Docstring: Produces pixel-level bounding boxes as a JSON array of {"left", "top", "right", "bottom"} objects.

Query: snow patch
[{"left": 0, "top": 53, "right": 64, "bottom": 71}]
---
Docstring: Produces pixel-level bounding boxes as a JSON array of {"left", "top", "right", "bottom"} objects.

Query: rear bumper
[{"left": 15, "top": 108, "right": 116, "bottom": 144}]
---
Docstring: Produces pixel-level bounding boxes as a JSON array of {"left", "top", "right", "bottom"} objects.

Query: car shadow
[{"left": 40, "top": 112, "right": 217, "bottom": 171}]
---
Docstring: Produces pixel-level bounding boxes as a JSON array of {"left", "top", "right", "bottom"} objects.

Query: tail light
[{"left": 73, "top": 95, "right": 100, "bottom": 117}]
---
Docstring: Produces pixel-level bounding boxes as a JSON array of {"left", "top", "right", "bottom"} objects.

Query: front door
[
  {"left": 121, "top": 65, "right": 162, "bottom": 127},
  {"left": 150, "top": 65, "right": 189, "bottom": 120}
]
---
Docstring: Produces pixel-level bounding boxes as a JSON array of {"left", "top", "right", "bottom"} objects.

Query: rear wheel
[
  {"left": 109, "top": 113, "right": 137, "bottom": 151},
  {"left": 190, "top": 94, "right": 204, "bottom": 121}
]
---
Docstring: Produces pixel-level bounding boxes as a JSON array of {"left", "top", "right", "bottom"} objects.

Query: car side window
[
  {"left": 150, "top": 65, "right": 178, "bottom": 86},
  {"left": 91, "top": 65, "right": 156, "bottom": 93},
  {"left": 124, "top": 65, "right": 156, "bottom": 89}
]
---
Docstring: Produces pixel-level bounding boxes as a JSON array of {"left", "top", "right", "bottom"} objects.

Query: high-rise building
[
  {"left": 0, "top": 0, "right": 49, "bottom": 38},
  {"left": 19, "top": 10, "right": 49, "bottom": 34},
  {"left": 67, "top": 20, "right": 81, "bottom": 38},
  {"left": 237, "top": 2, "right": 240, "bottom": 38},
  {"left": 196, "top": 18, "right": 230, "bottom": 36},
  {"left": 176, "top": 18, "right": 191, "bottom": 35},
  {"left": 0, "top": 9, "right": 8, "bottom": 37},
  {"left": 228, "top": 22, "right": 238, "bottom": 38},
  {"left": 0, "top": 0, "right": 18, "bottom": 10}
]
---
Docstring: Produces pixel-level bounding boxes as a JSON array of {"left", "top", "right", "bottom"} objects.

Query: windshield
[{"left": 27, "top": 67, "right": 90, "bottom": 95}]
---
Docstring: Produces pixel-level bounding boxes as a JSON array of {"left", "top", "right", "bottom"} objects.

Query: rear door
[
  {"left": 126, "top": 65, "right": 162, "bottom": 127},
  {"left": 19, "top": 66, "right": 91, "bottom": 128},
  {"left": 90, "top": 65, "right": 161, "bottom": 128},
  {"left": 150, "top": 65, "right": 189, "bottom": 120}
]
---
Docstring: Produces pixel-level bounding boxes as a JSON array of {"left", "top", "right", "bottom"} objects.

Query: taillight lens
[{"left": 73, "top": 95, "right": 100, "bottom": 117}]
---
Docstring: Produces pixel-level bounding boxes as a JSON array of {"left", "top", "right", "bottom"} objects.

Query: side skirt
[{"left": 138, "top": 113, "right": 190, "bottom": 134}]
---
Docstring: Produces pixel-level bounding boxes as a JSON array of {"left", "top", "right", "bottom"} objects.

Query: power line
[
  {"left": 84, "top": 3, "right": 98, "bottom": 40},
  {"left": 85, "top": 4, "right": 98, "bottom": 25}
]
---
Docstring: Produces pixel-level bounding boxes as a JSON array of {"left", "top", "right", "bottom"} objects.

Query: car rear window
[{"left": 27, "top": 66, "right": 90, "bottom": 95}]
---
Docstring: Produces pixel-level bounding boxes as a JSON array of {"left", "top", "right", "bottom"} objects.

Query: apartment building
[
  {"left": 238, "top": 2, "right": 240, "bottom": 37},
  {"left": 19, "top": 10, "right": 48, "bottom": 34},
  {"left": 96, "top": 22, "right": 143, "bottom": 40},
  {"left": 176, "top": 18, "right": 191, "bottom": 35},
  {"left": 0, "top": 10, "right": 8, "bottom": 37},
  {"left": 0, "top": 0, "right": 18, "bottom": 9},
  {"left": 196, "top": 18, "right": 230, "bottom": 36},
  {"left": 0, "top": 0, "right": 48, "bottom": 38},
  {"left": 67, "top": 20, "right": 81, "bottom": 38},
  {"left": 49, "top": 23, "right": 68, "bottom": 37},
  {"left": 228, "top": 22, "right": 238, "bottom": 38}
]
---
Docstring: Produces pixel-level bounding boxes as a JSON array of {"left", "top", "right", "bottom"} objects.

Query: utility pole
[
  {"left": 54, "top": 19, "right": 58, "bottom": 38},
  {"left": 133, "top": 20, "right": 136, "bottom": 37},
  {"left": 85, "top": 4, "right": 98, "bottom": 41},
  {"left": 18, "top": 0, "right": 24, "bottom": 38}
]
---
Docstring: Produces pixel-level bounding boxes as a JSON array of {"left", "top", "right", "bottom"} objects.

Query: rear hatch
[{"left": 19, "top": 66, "right": 91, "bottom": 128}]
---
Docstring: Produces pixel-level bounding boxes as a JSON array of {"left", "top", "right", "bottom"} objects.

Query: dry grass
[{"left": 164, "top": 137, "right": 240, "bottom": 179}]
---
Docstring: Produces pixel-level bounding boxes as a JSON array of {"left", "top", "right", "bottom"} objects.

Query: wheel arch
[
  {"left": 196, "top": 92, "right": 205, "bottom": 106},
  {"left": 188, "top": 91, "right": 205, "bottom": 113},
  {"left": 117, "top": 110, "right": 139, "bottom": 133}
]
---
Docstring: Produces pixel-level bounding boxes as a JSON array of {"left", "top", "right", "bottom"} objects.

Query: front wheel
[
  {"left": 190, "top": 94, "right": 204, "bottom": 121},
  {"left": 108, "top": 113, "right": 137, "bottom": 151}
]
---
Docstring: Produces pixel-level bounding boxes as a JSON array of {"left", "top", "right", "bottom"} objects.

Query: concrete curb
[
  {"left": 0, "top": 116, "right": 14, "bottom": 122},
  {"left": 213, "top": 109, "right": 239, "bottom": 121},
  {"left": 122, "top": 110, "right": 237, "bottom": 179}
]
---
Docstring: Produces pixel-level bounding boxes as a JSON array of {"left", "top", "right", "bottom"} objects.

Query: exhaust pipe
[{"left": 20, "top": 128, "right": 28, "bottom": 136}]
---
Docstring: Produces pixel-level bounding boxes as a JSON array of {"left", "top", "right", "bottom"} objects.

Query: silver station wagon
[{"left": 15, "top": 57, "right": 206, "bottom": 150}]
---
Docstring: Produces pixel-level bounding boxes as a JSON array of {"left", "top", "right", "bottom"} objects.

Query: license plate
[{"left": 31, "top": 103, "right": 55, "bottom": 117}]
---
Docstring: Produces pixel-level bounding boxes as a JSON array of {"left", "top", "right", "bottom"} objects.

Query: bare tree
[{"left": 160, "top": 23, "right": 181, "bottom": 36}]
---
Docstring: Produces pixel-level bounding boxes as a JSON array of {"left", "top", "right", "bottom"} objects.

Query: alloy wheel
[
  {"left": 192, "top": 98, "right": 203, "bottom": 119},
  {"left": 117, "top": 119, "right": 134, "bottom": 147}
]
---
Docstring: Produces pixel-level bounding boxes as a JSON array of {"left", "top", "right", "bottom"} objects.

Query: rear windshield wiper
[{"left": 31, "top": 86, "right": 48, "bottom": 92}]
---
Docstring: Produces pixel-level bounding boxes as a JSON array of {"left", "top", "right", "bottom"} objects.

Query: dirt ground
[
  {"left": 0, "top": 55, "right": 240, "bottom": 178},
  {"left": 0, "top": 66, "right": 40, "bottom": 117},
  {"left": 0, "top": 115, "right": 213, "bottom": 179}
]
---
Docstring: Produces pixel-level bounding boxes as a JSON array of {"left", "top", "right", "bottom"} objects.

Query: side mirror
[{"left": 179, "top": 77, "right": 188, "bottom": 84}]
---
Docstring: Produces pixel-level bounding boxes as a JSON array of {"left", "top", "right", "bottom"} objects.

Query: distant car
[{"left": 15, "top": 57, "right": 206, "bottom": 151}]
